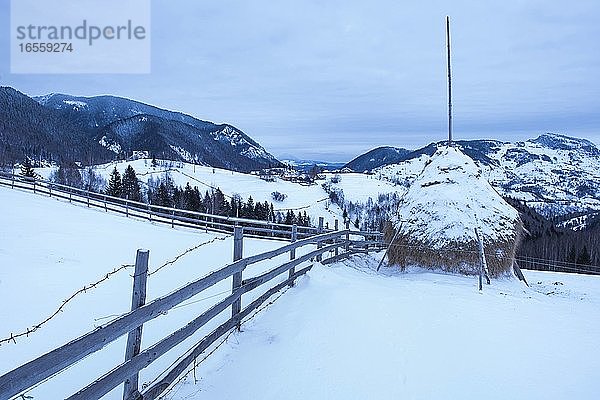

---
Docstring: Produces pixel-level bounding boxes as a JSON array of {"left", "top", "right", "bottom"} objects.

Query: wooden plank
[
  {"left": 232, "top": 227, "right": 244, "bottom": 330},
  {"left": 475, "top": 228, "right": 491, "bottom": 287},
  {"left": 316, "top": 217, "right": 324, "bottom": 262},
  {"left": 345, "top": 221, "right": 350, "bottom": 252},
  {"left": 288, "top": 224, "right": 297, "bottom": 287},
  {"left": 140, "top": 265, "right": 313, "bottom": 400},
  {"left": 122, "top": 250, "right": 149, "bottom": 400},
  {"left": 242, "top": 230, "right": 346, "bottom": 266},
  {"left": 0, "top": 258, "right": 247, "bottom": 399},
  {"left": 334, "top": 219, "right": 339, "bottom": 256},
  {"left": 243, "top": 242, "right": 338, "bottom": 290},
  {"left": 68, "top": 288, "right": 244, "bottom": 400},
  {"left": 512, "top": 261, "right": 529, "bottom": 287},
  {"left": 321, "top": 248, "right": 364, "bottom": 265}
]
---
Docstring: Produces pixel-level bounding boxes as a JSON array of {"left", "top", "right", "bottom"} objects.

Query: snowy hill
[
  {"left": 344, "top": 146, "right": 411, "bottom": 172},
  {"left": 34, "top": 158, "right": 400, "bottom": 229}
]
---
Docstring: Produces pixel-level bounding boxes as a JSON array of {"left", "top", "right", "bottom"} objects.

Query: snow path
[{"left": 170, "top": 256, "right": 600, "bottom": 400}]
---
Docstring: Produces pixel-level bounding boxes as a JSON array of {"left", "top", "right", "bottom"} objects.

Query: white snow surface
[
  {"left": 63, "top": 100, "right": 88, "bottom": 110},
  {"left": 169, "top": 257, "right": 600, "bottom": 400},
  {"left": 1, "top": 186, "right": 599, "bottom": 399},
  {"left": 394, "top": 147, "right": 520, "bottom": 247},
  {"left": 0, "top": 187, "right": 298, "bottom": 399}
]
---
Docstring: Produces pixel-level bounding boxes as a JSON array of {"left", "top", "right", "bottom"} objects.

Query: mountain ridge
[
  {"left": 0, "top": 87, "right": 280, "bottom": 172},
  {"left": 369, "top": 133, "right": 600, "bottom": 219}
]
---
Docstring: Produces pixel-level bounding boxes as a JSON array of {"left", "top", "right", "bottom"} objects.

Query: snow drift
[{"left": 385, "top": 146, "right": 522, "bottom": 277}]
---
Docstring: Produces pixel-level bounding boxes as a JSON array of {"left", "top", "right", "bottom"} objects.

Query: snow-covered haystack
[{"left": 384, "top": 146, "right": 522, "bottom": 277}]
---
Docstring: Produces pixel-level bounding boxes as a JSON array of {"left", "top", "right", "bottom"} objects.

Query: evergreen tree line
[
  {"left": 345, "top": 193, "right": 403, "bottom": 232},
  {"left": 103, "top": 165, "right": 313, "bottom": 226},
  {"left": 48, "top": 164, "right": 105, "bottom": 192},
  {"left": 506, "top": 198, "right": 600, "bottom": 274},
  {"left": 145, "top": 173, "right": 311, "bottom": 226}
]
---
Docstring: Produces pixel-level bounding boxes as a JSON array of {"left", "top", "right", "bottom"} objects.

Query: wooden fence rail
[
  {"left": 0, "top": 172, "right": 355, "bottom": 241},
  {"left": 0, "top": 226, "right": 383, "bottom": 400}
]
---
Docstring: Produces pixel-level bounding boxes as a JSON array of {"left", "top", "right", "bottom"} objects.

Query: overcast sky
[{"left": 1, "top": 0, "right": 599, "bottom": 161}]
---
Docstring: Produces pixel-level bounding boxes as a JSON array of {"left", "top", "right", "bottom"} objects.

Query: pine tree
[
  {"left": 567, "top": 245, "right": 577, "bottom": 263},
  {"left": 577, "top": 246, "right": 592, "bottom": 266},
  {"left": 213, "top": 188, "right": 227, "bottom": 215},
  {"left": 121, "top": 165, "right": 141, "bottom": 201},
  {"left": 285, "top": 210, "right": 295, "bottom": 225},
  {"left": 20, "top": 158, "right": 35, "bottom": 178},
  {"left": 157, "top": 182, "right": 172, "bottom": 207},
  {"left": 203, "top": 190, "right": 212, "bottom": 213},
  {"left": 106, "top": 167, "right": 123, "bottom": 197},
  {"left": 245, "top": 196, "right": 255, "bottom": 218}
]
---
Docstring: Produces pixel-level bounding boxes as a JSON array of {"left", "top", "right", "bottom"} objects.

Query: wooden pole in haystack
[{"left": 446, "top": 16, "right": 453, "bottom": 147}]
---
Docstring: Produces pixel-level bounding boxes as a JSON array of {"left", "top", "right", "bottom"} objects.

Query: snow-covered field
[
  {"left": 0, "top": 186, "right": 312, "bottom": 399},
  {"left": 34, "top": 159, "right": 400, "bottom": 228},
  {"left": 171, "top": 259, "right": 600, "bottom": 400},
  {"left": 2, "top": 184, "right": 599, "bottom": 400}
]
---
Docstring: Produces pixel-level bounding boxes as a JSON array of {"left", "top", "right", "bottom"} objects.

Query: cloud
[{"left": 1, "top": 0, "right": 598, "bottom": 161}]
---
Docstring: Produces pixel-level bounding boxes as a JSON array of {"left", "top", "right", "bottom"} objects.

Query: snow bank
[{"left": 386, "top": 146, "right": 522, "bottom": 276}]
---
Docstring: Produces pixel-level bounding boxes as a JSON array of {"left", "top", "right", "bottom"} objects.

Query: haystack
[{"left": 385, "top": 146, "right": 522, "bottom": 277}]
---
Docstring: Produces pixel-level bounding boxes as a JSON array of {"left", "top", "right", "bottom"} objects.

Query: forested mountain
[
  {"left": 0, "top": 87, "right": 114, "bottom": 166},
  {"left": 344, "top": 146, "right": 411, "bottom": 171},
  {"left": 506, "top": 198, "right": 600, "bottom": 274},
  {"left": 0, "top": 87, "right": 281, "bottom": 172}
]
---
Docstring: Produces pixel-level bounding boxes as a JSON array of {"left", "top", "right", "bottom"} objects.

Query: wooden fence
[
  {"left": 0, "top": 225, "right": 383, "bottom": 400},
  {"left": 0, "top": 172, "right": 334, "bottom": 241}
]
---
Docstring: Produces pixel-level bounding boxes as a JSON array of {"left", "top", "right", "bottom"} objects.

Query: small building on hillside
[{"left": 385, "top": 146, "right": 522, "bottom": 277}]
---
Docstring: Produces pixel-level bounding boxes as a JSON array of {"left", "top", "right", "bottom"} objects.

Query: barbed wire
[
  {"left": 143, "top": 236, "right": 229, "bottom": 278},
  {"left": 1, "top": 236, "right": 230, "bottom": 346},
  {"left": 0, "top": 264, "right": 134, "bottom": 347}
]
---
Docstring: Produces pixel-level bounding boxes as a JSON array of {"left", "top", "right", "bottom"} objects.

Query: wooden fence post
[
  {"left": 171, "top": 208, "right": 175, "bottom": 228},
  {"left": 125, "top": 199, "right": 129, "bottom": 218},
  {"left": 86, "top": 190, "right": 90, "bottom": 207},
  {"left": 475, "top": 228, "right": 491, "bottom": 291},
  {"left": 288, "top": 225, "right": 297, "bottom": 287},
  {"left": 33, "top": 178, "right": 36, "bottom": 194},
  {"left": 345, "top": 220, "right": 350, "bottom": 252},
  {"left": 232, "top": 226, "right": 244, "bottom": 330},
  {"left": 334, "top": 219, "right": 339, "bottom": 257},
  {"left": 104, "top": 195, "right": 108, "bottom": 212},
  {"left": 316, "top": 217, "right": 324, "bottom": 262},
  {"left": 122, "top": 249, "right": 149, "bottom": 400},
  {"left": 148, "top": 204, "right": 152, "bottom": 222}
]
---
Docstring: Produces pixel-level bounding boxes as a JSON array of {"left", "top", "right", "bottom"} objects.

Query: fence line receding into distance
[{"left": 0, "top": 222, "right": 383, "bottom": 400}]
